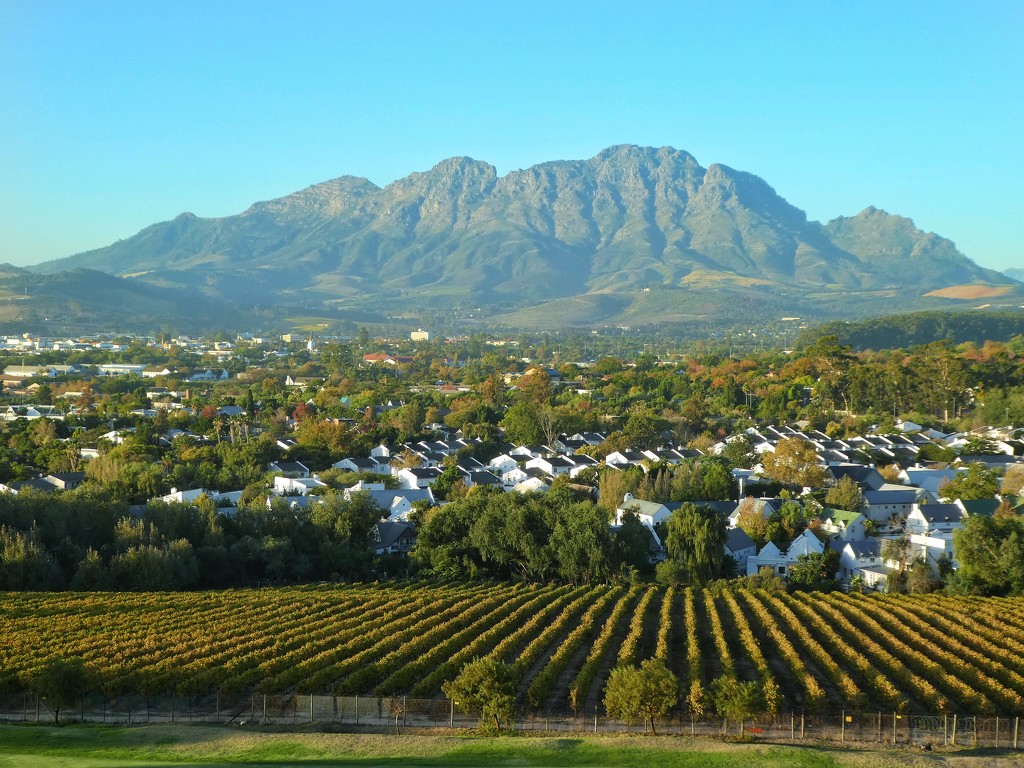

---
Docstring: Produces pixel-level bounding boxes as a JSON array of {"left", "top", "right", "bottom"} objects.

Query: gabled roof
[
  {"left": 914, "top": 503, "right": 963, "bottom": 524},
  {"left": 725, "top": 527, "right": 756, "bottom": 553},
  {"left": 955, "top": 498, "right": 1001, "bottom": 517},
  {"left": 821, "top": 507, "right": 863, "bottom": 525},
  {"left": 863, "top": 489, "right": 919, "bottom": 505}
]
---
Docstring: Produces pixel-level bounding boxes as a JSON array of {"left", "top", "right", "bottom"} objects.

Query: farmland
[{"left": 3, "top": 583, "right": 1024, "bottom": 716}]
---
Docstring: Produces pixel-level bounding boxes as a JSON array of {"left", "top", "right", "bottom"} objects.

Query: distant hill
[
  {"left": 795, "top": 309, "right": 1024, "bottom": 351},
  {"left": 29, "top": 145, "right": 1023, "bottom": 330},
  {"left": 1004, "top": 267, "right": 1024, "bottom": 282}
]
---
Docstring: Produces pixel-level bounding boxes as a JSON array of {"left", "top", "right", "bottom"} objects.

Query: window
[{"left": 778, "top": 566, "right": 786, "bottom": 575}]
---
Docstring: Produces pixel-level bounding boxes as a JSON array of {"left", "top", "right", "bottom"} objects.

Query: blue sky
[{"left": 1, "top": 1, "right": 1021, "bottom": 271}]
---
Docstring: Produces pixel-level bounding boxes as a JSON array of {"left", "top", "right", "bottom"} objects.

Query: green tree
[
  {"left": 603, "top": 658, "right": 678, "bottom": 735},
  {"left": 500, "top": 401, "right": 544, "bottom": 446},
  {"left": 760, "top": 438, "right": 828, "bottom": 488},
  {"left": 31, "top": 657, "right": 95, "bottom": 725},
  {"left": 824, "top": 476, "right": 865, "bottom": 513},
  {"left": 664, "top": 502, "right": 726, "bottom": 586},
  {"left": 442, "top": 657, "right": 518, "bottom": 733},
  {"left": 939, "top": 463, "right": 999, "bottom": 501},
  {"left": 787, "top": 551, "right": 839, "bottom": 592},
  {"left": 952, "top": 514, "right": 1024, "bottom": 595},
  {"left": 710, "top": 676, "right": 759, "bottom": 721},
  {"left": 550, "top": 502, "right": 612, "bottom": 584}
]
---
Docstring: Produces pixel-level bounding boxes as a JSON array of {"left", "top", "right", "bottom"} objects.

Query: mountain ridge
[{"left": 28, "top": 145, "right": 1022, "bottom": 329}]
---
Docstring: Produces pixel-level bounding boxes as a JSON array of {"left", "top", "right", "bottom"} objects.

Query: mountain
[
  {"left": 1004, "top": 267, "right": 1024, "bottom": 282},
  {"left": 30, "top": 145, "right": 1022, "bottom": 331}
]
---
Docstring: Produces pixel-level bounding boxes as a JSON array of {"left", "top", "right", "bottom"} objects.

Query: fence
[{"left": 1, "top": 692, "right": 1021, "bottom": 749}]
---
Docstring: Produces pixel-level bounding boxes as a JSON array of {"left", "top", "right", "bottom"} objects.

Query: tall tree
[
  {"left": 665, "top": 502, "right": 726, "bottom": 585},
  {"left": 760, "top": 438, "right": 828, "bottom": 488}
]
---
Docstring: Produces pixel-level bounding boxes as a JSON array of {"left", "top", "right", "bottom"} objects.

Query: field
[
  {"left": 3, "top": 584, "right": 1024, "bottom": 716},
  {"left": 1, "top": 725, "right": 1023, "bottom": 768}
]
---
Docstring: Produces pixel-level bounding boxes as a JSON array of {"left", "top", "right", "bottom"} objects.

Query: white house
[
  {"left": 725, "top": 528, "right": 757, "bottom": 573},
  {"left": 615, "top": 494, "right": 673, "bottom": 527},
  {"left": 745, "top": 529, "right": 825, "bottom": 577},
  {"left": 488, "top": 454, "right": 520, "bottom": 475},
  {"left": 525, "top": 456, "right": 573, "bottom": 477},
  {"left": 819, "top": 509, "right": 867, "bottom": 541},
  {"left": 862, "top": 488, "right": 930, "bottom": 524},
  {"left": 395, "top": 466, "right": 443, "bottom": 489},
  {"left": 272, "top": 476, "right": 327, "bottom": 496},
  {"left": 830, "top": 538, "right": 889, "bottom": 589}
]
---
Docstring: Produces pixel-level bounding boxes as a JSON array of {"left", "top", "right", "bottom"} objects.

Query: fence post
[
  {"left": 841, "top": 710, "right": 845, "bottom": 743},
  {"left": 974, "top": 717, "right": 978, "bottom": 747},
  {"left": 1014, "top": 717, "right": 1019, "bottom": 750},
  {"left": 952, "top": 714, "right": 957, "bottom": 746},
  {"left": 449, "top": 698, "right": 454, "bottom": 728},
  {"left": 310, "top": 694, "right": 314, "bottom": 724},
  {"left": 594, "top": 712, "right": 598, "bottom": 734},
  {"left": 892, "top": 713, "right": 897, "bottom": 744},
  {"left": 878, "top": 712, "right": 883, "bottom": 743},
  {"left": 790, "top": 713, "right": 794, "bottom": 740},
  {"left": 944, "top": 714, "right": 948, "bottom": 746},
  {"left": 800, "top": 713, "right": 805, "bottom": 739},
  {"left": 263, "top": 695, "right": 267, "bottom": 725},
  {"left": 996, "top": 717, "right": 1000, "bottom": 749}
]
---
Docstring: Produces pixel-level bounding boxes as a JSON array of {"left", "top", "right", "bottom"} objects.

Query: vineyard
[{"left": 3, "top": 583, "right": 1024, "bottom": 716}]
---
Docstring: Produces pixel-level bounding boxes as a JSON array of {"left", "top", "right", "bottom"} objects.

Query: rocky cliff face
[{"left": 33, "top": 145, "right": 1013, "bottom": 314}]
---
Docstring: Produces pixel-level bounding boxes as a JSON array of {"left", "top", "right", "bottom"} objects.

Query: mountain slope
[{"left": 31, "top": 146, "right": 1020, "bottom": 327}]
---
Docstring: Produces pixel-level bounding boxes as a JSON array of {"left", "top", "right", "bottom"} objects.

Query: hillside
[{"left": 29, "top": 146, "right": 1023, "bottom": 330}]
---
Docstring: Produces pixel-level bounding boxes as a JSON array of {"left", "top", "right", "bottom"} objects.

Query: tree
[
  {"left": 614, "top": 510, "right": 653, "bottom": 573},
  {"left": 603, "top": 658, "right": 678, "bottom": 735},
  {"left": 939, "top": 463, "right": 999, "bottom": 501},
  {"left": 824, "top": 476, "right": 865, "bottom": 513},
  {"left": 550, "top": 502, "right": 613, "bottom": 584},
  {"left": 1003, "top": 464, "right": 1024, "bottom": 497},
  {"left": 710, "top": 675, "right": 764, "bottom": 723},
  {"left": 500, "top": 401, "right": 544, "bottom": 446},
  {"left": 664, "top": 502, "right": 726, "bottom": 586},
  {"left": 442, "top": 657, "right": 518, "bottom": 733},
  {"left": 31, "top": 657, "right": 94, "bottom": 725},
  {"left": 760, "top": 438, "right": 828, "bottom": 488},
  {"left": 787, "top": 551, "right": 839, "bottom": 592},
  {"left": 952, "top": 514, "right": 1024, "bottom": 595}
]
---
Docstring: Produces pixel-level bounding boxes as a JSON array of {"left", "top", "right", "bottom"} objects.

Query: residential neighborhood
[{"left": 0, "top": 327, "right": 1021, "bottom": 595}]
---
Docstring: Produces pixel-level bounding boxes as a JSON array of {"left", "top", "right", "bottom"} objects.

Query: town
[{"left": 1, "top": 327, "right": 1021, "bottom": 596}]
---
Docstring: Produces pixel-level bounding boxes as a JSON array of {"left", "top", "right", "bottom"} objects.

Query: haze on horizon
[{"left": 1, "top": 1, "right": 1021, "bottom": 273}]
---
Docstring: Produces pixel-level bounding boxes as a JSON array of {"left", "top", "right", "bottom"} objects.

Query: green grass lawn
[{"left": 0, "top": 725, "right": 1021, "bottom": 768}]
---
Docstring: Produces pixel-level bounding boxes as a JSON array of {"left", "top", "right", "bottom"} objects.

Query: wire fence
[{"left": 1, "top": 692, "right": 1022, "bottom": 749}]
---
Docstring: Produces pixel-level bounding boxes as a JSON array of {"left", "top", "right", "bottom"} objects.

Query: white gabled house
[
  {"left": 830, "top": 537, "right": 889, "bottom": 589},
  {"left": 395, "top": 466, "right": 443, "bottom": 489},
  {"left": 819, "top": 508, "right": 867, "bottom": 541},
  {"left": 745, "top": 529, "right": 825, "bottom": 577},
  {"left": 614, "top": 493, "right": 673, "bottom": 527},
  {"left": 272, "top": 475, "right": 327, "bottom": 496},
  {"left": 724, "top": 528, "right": 757, "bottom": 573}
]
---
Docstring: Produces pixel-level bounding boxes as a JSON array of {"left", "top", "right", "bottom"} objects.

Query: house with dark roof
[
  {"left": 373, "top": 521, "right": 417, "bottom": 556},
  {"left": 725, "top": 528, "right": 757, "bottom": 573},
  {"left": 827, "top": 464, "right": 886, "bottom": 491}
]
